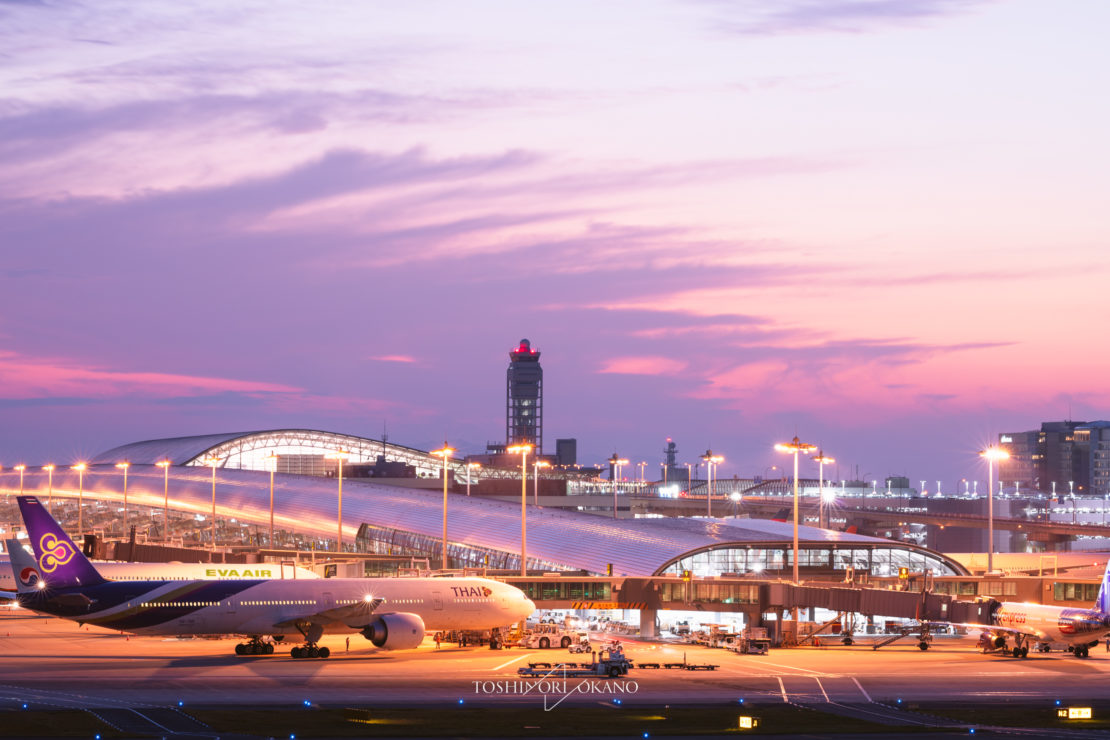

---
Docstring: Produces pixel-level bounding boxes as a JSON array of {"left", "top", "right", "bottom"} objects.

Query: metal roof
[
  {"left": 4, "top": 465, "right": 965, "bottom": 577},
  {"left": 90, "top": 429, "right": 449, "bottom": 475}
]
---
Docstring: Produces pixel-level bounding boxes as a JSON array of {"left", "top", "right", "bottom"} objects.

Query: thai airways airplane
[
  {"left": 0, "top": 552, "right": 318, "bottom": 592},
  {"left": 969, "top": 563, "right": 1110, "bottom": 658},
  {"left": 8, "top": 496, "right": 534, "bottom": 658}
]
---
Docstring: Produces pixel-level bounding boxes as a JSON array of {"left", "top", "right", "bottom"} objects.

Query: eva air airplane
[{"left": 8, "top": 496, "right": 534, "bottom": 658}]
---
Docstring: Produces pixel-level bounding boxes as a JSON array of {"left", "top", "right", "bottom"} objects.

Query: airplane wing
[{"left": 273, "top": 597, "right": 385, "bottom": 631}]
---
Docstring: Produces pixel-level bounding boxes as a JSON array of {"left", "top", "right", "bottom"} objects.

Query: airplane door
[
  {"left": 322, "top": 592, "right": 334, "bottom": 609},
  {"left": 433, "top": 591, "right": 443, "bottom": 611}
]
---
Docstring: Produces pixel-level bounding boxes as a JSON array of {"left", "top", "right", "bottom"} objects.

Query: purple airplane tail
[{"left": 16, "top": 497, "right": 106, "bottom": 589}]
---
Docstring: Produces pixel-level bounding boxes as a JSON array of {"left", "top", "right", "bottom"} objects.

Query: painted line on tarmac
[
  {"left": 748, "top": 659, "right": 828, "bottom": 676},
  {"left": 493, "top": 653, "right": 533, "bottom": 671},
  {"left": 813, "top": 677, "right": 830, "bottom": 702},
  {"left": 777, "top": 677, "right": 787, "bottom": 703},
  {"left": 852, "top": 677, "right": 873, "bottom": 702}
]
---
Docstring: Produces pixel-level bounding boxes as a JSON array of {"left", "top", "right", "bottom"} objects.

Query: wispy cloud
[
  {"left": 370, "top": 355, "right": 417, "bottom": 364},
  {"left": 707, "top": 0, "right": 990, "bottom": 35},
  {"left": 0, "top": 350, "right": 298, "bottom": 399},
  {"left": 598, "top": 356, "right": 688, "bottom": 376}
]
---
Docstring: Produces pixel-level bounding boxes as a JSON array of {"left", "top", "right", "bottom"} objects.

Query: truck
[
  {"left": 519, "top": 623, "right": 582, "bottom": 649},
  {"left": 517, "top": 645, "right": 633, "bottom": 678},
  {"left": 731, "top": 627, "right": 770, "bottom": 655}
]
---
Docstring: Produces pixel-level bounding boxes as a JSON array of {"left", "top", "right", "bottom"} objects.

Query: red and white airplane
[{"left": 966, "top": 560, "right": 1110, "bottom": 659}]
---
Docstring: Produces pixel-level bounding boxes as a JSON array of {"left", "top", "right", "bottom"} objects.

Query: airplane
[
  {"left": 907, "top": 559, "right": 1110, "bottom": 659},
  {"left": 0, "top": 548, "right": 319, "bottom": 592},
  {"left": 8, "top": 496, "right": 534, "bottom": 658}
]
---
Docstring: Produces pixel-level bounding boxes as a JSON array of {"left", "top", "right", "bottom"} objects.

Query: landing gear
[
  {"left": 1075, "top": 645, "right": 1090, "bottom": 659},
  {"left": 234, "top": 637, "right": 275, "bottom": 656},
  {"left": 291, "top": 645, "right": 330, "bottom": 659},
  {"left": 1037, "top": 643, "right": 1051, "bottom": 653},
  {"left": 1009, "top": 635, "right": 1029, "bottom": 658},
  {"left": 289, "top": 621, "right": 329, "bottom": 659},
  {"left": 918, "top": 641, "right": 930, "bottom": 651}
]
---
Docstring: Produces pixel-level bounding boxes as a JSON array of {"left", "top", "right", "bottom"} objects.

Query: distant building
[
  {"left": 555, "top": 438, "right": 577, "bottom": 466},
  {"left": 506, "top": 338, "right": 543, "bottom": 455},
  {"left": 999, "top": 421, "right": 1110, "bottom": 495}
]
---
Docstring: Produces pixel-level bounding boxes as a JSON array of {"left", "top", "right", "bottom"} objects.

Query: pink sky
[{"left": 1, "top": 0, "right": 1108, "bottom": 488}]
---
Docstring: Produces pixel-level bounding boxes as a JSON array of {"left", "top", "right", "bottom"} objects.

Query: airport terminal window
[
  {"left": 958, "top": 581, "right": 977, "bottom": 596},
  {"left": 1054, "top": 582, "right": 1100, "bottom": 602}
]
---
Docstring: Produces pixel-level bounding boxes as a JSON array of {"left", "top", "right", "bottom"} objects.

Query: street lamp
[
  {"left": 637, "top": 461, "right": 647, "bottom": 486},
  {"left": 774, "top": 437, "right": 817, "bottom": 586},
  {"left": 155, "top": 460, "right": 171, "bottom": 543},
  {"left": 980, "top": 445, "right": 1010, "bottom": 573},
  {"left": 700, "top": 450, "right": 723, "bottom": 517},
  {"left": 533, "top": 460, "right": 551, "bottom": 505},
  {"left": 115, "top": 462, "right": 130, "bottom": 527},
  {"left": 324, "top": 450, "right": 351, "bottom": 552},
  {"left": 204, "top": 457, "right": 220, "bottom": 548},
  {"left": 71, "top": 463, "right": 87, "bottom": 537},
  {"left": 265, "top": 453, "right": 279, "bottom": 547},
  {"left": 14, "top": 464, "right": 25, "bottom": 495},
  {"left": 431, "top": 443, "right": 455, "bottom": 570},
  {"left": 608, "top": 454, "right": 628, "bottom": 519},
  {"left": 812, "top": 451, "right": 835, "bottom": 529},
  {"left": 43, "top": 464, "right": 55, "bottom": 511},
  {"left": 729, "top": 491, "right": 741, "bottom": 518},
  {"left": 684, "top": 463, "right": 693, "bottom": 495},
  {"left": 507, "top": 444, "right": 532, "bottom": 576},
  {"left": 465, "top": 462, "right": 481, "bottom": 496}
]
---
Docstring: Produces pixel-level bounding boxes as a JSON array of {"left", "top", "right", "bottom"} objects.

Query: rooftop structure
[{"left": 91, "top": 429, "right": 461, "bottom": 478}]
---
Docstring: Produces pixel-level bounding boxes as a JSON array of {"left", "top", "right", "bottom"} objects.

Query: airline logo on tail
[
  {"left": 19, "top": 567, "right": 40, "bottom": 587},
  {"left": 38, "top": 533, "right": 76, "bottom": 573}
]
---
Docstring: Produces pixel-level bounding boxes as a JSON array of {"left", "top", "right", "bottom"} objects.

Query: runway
[{"left": 3, "top": 611, "right": 1110, "bottom": 711}]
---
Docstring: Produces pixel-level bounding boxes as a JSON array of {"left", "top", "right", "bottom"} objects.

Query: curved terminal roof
[
  {"left": 6, "top": 464, "right": 968, "bottom": 578},
  {"left": 91, "top": 429, "right": 455, "bottom": 477}
]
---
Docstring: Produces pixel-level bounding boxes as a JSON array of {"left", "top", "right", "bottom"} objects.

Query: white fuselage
[
  {"left": 0, "top": 559, "right": 318, "bottom": 591},
  {"left": 34, "top": 575, "right": 534, "bottom": 638},
  {"left": 993, "top": 602, "right": 1110, "bottom": 646}
]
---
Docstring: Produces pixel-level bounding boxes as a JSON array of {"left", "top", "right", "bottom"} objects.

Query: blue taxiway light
[
  {"left": 302, "top": 700, "right": 311, "bottom": 707},
  {"left": 458, "top": 699, "right": 465, "bottom": 704}
]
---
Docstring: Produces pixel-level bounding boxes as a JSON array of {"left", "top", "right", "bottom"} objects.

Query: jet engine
[
  {"left": 359, "top": 612, "right": 425, "bottom": 650},
  {"left": 992, "top": 636, "right": 1007, "bottom": 649}
]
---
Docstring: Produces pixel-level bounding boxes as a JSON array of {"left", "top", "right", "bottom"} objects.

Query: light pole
[
  {"left": 812, "top": 451, "right": 835, "bottom": 529},
  {"left": 265, "top": 453, "right": 279, "bottom": 547},
  {"left": 775, "top": 437, "right": 817, "bottom": 586},
  {"left": 43, "top": 464, "right": 54, "bottom": 511},
  {"left": 638, "top": 461, "right": 647, "bottom": 486},
  {"left": 204, "top": 457, "right": 220, "bottom": 548},
  {"left": 155, "top": 460, "right": 170, "bottom": 544},
  {"left": 508, "top": 444, "right": 532, "bottom": 576},
  {"left": 980, "top": 445, "right": 1010, "bottom": 573},
  {"left": 685, "top": 463, "right": 693, "bottom": 494},
  {"left": 15, "top": 464, "right": 25, "bottom": 495},
  {"left": 72, "top": 463, "right": 87, "bottom": 538},
  {"left": 729, "top": 491, "right": 741, "bottom": 518},
  {"left": 700, "top": 450, "right": 723, "bottom": 517},
  {"left": 533, "top": 460, "right": 551, "bottom": 505},
  {"left": 466, "top": 462, "right": 481, "bottom": 496},
  {"left": 325, "top": 450, "right": 350, "bottom": 552},
  {"left": 115, "top": 462, "right": 130, "bottom": 527},
  {"left": 608, "top": 453, "right": 628, "bottom": 519},
  {"left": 431, "top": 443, "right": 455, "bottom": 570}
]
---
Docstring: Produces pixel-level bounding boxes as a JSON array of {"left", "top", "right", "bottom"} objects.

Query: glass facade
[
  {"left": 355, "top": 522, "right": 568, "bottom": 573},
  {"left": 660, "top": 543, "right": 961, "bottom": 578}
]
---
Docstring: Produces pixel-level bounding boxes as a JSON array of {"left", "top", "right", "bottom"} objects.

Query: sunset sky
[{"left": 2, "top": 0, "right": 1107, "bottom": 490}]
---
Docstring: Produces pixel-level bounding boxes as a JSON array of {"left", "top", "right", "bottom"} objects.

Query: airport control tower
[{"left": 507, "top": 339, "right": 543, "bottom": 455}]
